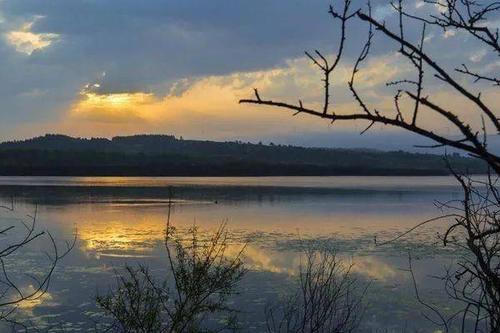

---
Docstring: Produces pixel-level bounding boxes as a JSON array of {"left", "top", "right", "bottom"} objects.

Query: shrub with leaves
[{"left": 97, "top": 205, "right": 245, "bottom": 333}]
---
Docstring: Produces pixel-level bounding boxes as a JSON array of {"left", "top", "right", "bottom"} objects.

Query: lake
[{"left": 0, "top": 176, "right": 471, "bottom": 332}]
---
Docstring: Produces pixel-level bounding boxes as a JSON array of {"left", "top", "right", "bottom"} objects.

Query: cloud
[
  {"left": 424, "top": 33, "right": 435, "bottom": 43},
  {"left": 56, "top": 52, "right": 413, "bottom": 139},
  {"left": 415, "top": 1, "right": 425, "bottom": 9},
  {"left": 0, "top": 0, "right": 340, "bottom": 93},
  {"left": 70, "top": 92, "right": 159, "bottom": 123},
  {"left": 64, "top": 60, "right": 323, "bottom": 137},
  {"left": 0, "top": 0, "right": 499, "bottom": 150},
  {"left": 433, "top": 0, "right": 449, "bottom": 14},
  {"left": 4, "top": 16, "right": 59, "bottom": 55},
  {"left": 9, "top": 45, "right": 499, "bottom": 151},
  {"left": 443, "top": 29, "right": 456, "bottom": 38},
  {"left": 469, "top": 49, "right": 487, "bottom": 63}
]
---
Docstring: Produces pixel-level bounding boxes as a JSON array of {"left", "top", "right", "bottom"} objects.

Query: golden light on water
[
  {"left": 12, "top": 286, "right": 54, "bottom": 312},
  {"left": 70, "top": 208, "right": 402, "bottom": 281},
  {"left": 77, "top": 217, "right": 165, "bottom": 257}
]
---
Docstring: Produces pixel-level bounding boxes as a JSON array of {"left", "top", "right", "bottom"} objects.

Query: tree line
[{"left": 0, "top": 134, "right": 485, "bottom": 176}]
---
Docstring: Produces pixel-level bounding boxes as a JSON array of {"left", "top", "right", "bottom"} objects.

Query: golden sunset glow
[
  {"left": 33, "top": 51, "right": 490, "bottom": 140},
  {"left": 60, "top": 54, "right": 398, "bottom": 137},
  {"left": 70, "top": 92, "right": 161, "bottom": 123}
]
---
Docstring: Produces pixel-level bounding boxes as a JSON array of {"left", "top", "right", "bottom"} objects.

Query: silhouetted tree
[
  {"left": 241, "top": 0, "right": 499, "bottom": 331},
  {"left": 241, "top": 0, "right": 499, "bottom": 172}
]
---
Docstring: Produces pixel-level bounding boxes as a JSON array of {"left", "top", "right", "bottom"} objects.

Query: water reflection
[
  {"left": 0, "top": 176, "right": 467, "bottom": 332},
  {"left": 0, "top": 175, "right": 477, "bottom": 190},
  {"left": 14, "top": 287, "right": 56, "bottom": 312}
]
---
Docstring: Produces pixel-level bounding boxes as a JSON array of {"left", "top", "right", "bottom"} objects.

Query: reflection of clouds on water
[
  {"left": 0, "top": 177, "right": 468, "bottom": 331},
  {"left": 77, "top": 218, "right": 165, "bottom": 258},
  {"left": 5, "top": 286, "right": 60, "bottom": 330},
  {"left": 351, "top": 256, "right": 402, "bottom": 282},
  {"left": 74, "top": 211, "right": 411, "bottom": 284},
  {"left": 74, "top": 213, "right": 448, "bottom": 283},
  {"left": 233, "top": 245, "right": 404, "bottom": 283},
  {"left": 227, "top": 244, "right": 298, "bottom": 274},
  {"left": 63, "top": 265, "right": 112, "bottom": 274},
  {"left": 11, "top": 285, "right": 57, "bottom": 312}
]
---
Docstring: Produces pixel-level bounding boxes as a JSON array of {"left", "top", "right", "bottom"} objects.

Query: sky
[{"left": 0, "top": 0, "right": 498, "bottom": 151}]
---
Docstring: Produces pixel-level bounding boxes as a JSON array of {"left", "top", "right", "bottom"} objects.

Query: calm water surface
[{"left": 0, "top": 176, "right": 473, "bottom": 332}]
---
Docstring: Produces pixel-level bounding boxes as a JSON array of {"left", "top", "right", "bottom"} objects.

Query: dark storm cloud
[{"left": 1, "top": 0, "right": 344, "bottom": 93}]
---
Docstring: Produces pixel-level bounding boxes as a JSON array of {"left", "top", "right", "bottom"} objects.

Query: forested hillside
[{"left": 0, "top": 134, "right": 485, "bottom": 176}]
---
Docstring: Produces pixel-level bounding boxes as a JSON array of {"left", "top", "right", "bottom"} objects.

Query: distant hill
[{"left": 0, "top": 134, "right": 486, "bottom": 176}]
